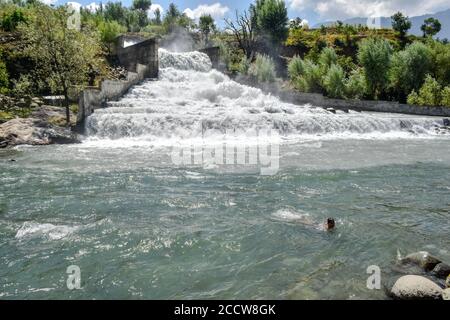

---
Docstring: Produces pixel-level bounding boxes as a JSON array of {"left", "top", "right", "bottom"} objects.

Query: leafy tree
[
  {"left": 390, "top": 42, "right": 433, "bottom": 98},
  {"left": 254, "top": 0, "right": 289, "bottom": 47},
  {"left": 199, "top": 14, "right": 215, "bottom": 45},
  {"left": 289, "top": 17, "right": 303, "bottom": 30},
  {"left": 391, "top": 12, "right": 411, "bottom": 39},
  {"left": 407, "top": 75, "right": 442, "bottom": 106},
  {"left": 125, "top": 9, "right": 140, "bottom": 32},
  {"left": 104, "top": 2, "right": 127, "bottom": 25},
  {"left": 21, "top": 5, "right": 102, "bottom": 125},
  {"left": 132, "top": 0, "right": 151, "bottom": 11},
  {"left": 358, "top": 37, "right": 393, "bottom": 99},
  {"left": 421, "top": 18, "right": 441, "bottom": 38},
  {"left": 428, "top": 40, "right": 450, "bottom": 85},
  {"left": 1, "top": 8, "right": 27, "bottom": 31},
  {"left": 153, "top": 8, "right": 161, "bottom": 25}
]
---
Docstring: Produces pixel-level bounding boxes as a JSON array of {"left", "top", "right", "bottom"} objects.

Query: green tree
[
  {"left": 254, "top": 0, "right": 288, "bottom": 47},
  {"left": 391, "top": 12, "right": 411, "bottom": 39},
  {"left": 199, "top": 14, "right": 215, "bottom": 45},
  {"left": 153, "top": 8, "right": 162, "bottom": 25},
  {"left": 98, "top": 20, "right": 126, "bottom": 53},
  {"left": 407, "top": 75, "right": 442, "bottom": 106},
  {"left": 390, "top": 42, "right": 433, "bottom": 98},
  {"left": 132, "top": 0, "right": 151, "bottom": 11},
  {"left": 104, "top": 1, "right": 127, "bottom": 25},
  {"left": 1, "top": 8, "right": 27, "bottom": 31},
  {"left": 421, "top": 18, "right": 441, "bottom": 38},
  {"left": 21, "top": 5, "right": 102, "bottom": 125},
  {"left": 358, "top": 37, "right": 393, "bottom": 99}
]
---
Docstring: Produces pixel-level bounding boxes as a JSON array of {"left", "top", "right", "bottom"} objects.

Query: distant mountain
[{"left": 313, "top": 9, "right": 450, "bottom": 40}]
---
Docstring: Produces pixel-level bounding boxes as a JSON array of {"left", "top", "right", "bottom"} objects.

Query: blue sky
[{"left": 55, "top": 0, "right": 450, "bottom": 27}]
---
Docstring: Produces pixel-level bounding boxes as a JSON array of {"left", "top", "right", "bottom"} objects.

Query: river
[{"left": 0, "top": 50, "right": 449, "bottom": 299}]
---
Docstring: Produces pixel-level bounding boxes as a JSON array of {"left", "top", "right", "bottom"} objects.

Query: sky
[{"left": 46, "top": 0, "right": 450, "bottom": 27}]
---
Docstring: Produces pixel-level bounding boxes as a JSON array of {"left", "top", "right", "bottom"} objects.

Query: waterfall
[{"left": 85, "top": 49, "right": 445, "bottom": 143}]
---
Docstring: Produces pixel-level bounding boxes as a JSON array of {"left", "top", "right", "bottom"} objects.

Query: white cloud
[
  {"left": 289, "top": 0, "right": 450, "bottom": 20},
  {"left": 85, "top": 2, "right": 100, "bottom": 13},
  {"left": 148, "top": 4, "right": 164, "bottom": 19},
  {"left": 183, "top": 2, "right": 229, "bottom": 21},
  {"left": 39, "top": 0, "right": 58, "bottom": 5}
]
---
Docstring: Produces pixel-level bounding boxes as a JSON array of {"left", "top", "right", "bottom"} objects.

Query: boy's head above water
[{"left": 325, "top": 218, "right": 336, "bottom": 231}]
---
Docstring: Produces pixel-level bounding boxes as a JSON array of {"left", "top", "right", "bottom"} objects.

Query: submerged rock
[
  {"left": 432, "top": 263, "right": 450, "bottom": 279},
  {"left": 391, "top": 275, "right": 443, "bottom": 300},
  {"left": 399, "top": 251, "right": 442, "bottom": 271}
]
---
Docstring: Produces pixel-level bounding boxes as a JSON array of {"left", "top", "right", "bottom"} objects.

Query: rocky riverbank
[
  {"left": 0, "top": 105, "right": 79, "bottom": 148},
  {"left": 388, "top": 251, "right": 450, "bottom": 300}
]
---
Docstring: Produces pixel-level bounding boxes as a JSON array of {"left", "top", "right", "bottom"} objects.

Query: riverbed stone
[
  {"left": 391, "top": 275, "right": 443, "bottom": 300},
  {"left": 432, "top": 263, "right": 450, "bottom": 279},
  {"left": 443, "top": 288, "right": 450, "bottom": 300},
  {"left": 400, "top": 251, "right": 442, "bottom": 271}
]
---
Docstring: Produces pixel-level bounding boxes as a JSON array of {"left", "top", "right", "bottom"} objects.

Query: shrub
[
  {"left": 345, "top": 68, "right": 367, "bottom": 99},
  {"left": 406, "top": 75, "right": 443, "bottom": 106},
  {"left": 238, "top": 56, "right": 251, "bottom": 75},
  {"left": 0, "top": 60, "right": 9, "bottom": 94},
  {"left": 441, "top": 87, "right": 450, "bottom": 107},
  {"left": 318, "top": 47, "right": 338, "bottom": 69},
  {"left": 249, "top": 54, "right": 276, "bottom": 83},
  {"left": 294, "top": 59, "right": 322, "bottom": 92},
  {"left": 358, "top": 37, "right": 393, "bottom": 99},
  {"left": 98, "top": 20, "right": 126, "bottom": 52},
  {"left": 1, "top": 8, "right": 27, "bottom": 32},
  {"left": 323, "top": 64, "right": 345, "bottom": 98},
  {"left": 287, "top": 55, "right": 304, "bottom": 80},
  {"left": 390, "top": 42, "right": 433, "bottom": 97}
]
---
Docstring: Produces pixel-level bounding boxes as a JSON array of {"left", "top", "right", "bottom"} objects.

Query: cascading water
[{"left": 85, "top": 49, "right": 445, "bottom": 143}]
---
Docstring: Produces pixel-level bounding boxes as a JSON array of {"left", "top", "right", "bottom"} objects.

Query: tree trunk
[{"left": 64, "top": 91, "right": 70, "bottom": 127}]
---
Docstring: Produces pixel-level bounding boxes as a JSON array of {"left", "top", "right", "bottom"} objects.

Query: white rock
[
  {"left": 443, "top": 288, "right": 450, "bottom": 300},
  {"left": 391, "top": 275, "right": 443, "bottom": 300}
]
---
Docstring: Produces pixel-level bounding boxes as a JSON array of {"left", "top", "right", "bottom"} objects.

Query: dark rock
[
  {"left": 326, "top": 108, "right": 336, "bottom": 114},
  {"left": 400, "top": 251, "right": 442, "bottom": 271},
  {"left": 443, "top": 118, "right": 450, "bottom": 126},
  {"left": 432, "top": 263, "right": 450, "bottom": 279}
]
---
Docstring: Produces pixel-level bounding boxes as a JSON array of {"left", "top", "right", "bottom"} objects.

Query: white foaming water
[
  {"left": 15, "top": 222, "right": 79, "bottom": 240},
  {"left": 85, "top": 49, "right": 447, "bottom": 145}
]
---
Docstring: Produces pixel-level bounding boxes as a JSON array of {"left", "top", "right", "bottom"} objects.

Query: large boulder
[
  {"left": 391, "top": 275, "right": 443, "bottom": 300},
  {"left": 400, "top": 251, "right": 441, "bottom": 271},
  {"left": 0, "top": 117, "right": 78, "bottom": 147}
]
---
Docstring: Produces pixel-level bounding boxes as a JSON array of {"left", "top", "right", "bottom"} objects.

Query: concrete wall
[
  {"left": 116, "top": 38, "right": 159, "bottom": 78},
  {"left": 236, "top": 76, "right": 450, "bottom": 117},
  {"left": 77, "top": 37, "right": 159, "bottom": 125},
  {"left": 77, "top": 64, "right": 150, "bottom": 124}
]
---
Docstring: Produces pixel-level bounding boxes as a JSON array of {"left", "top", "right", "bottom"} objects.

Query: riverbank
[
  {"left": 233, "top": 75, "right": 450, "bottom": 118},
  {"left": 0, "top": 105, "right": 79, "bottom": 148}
]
